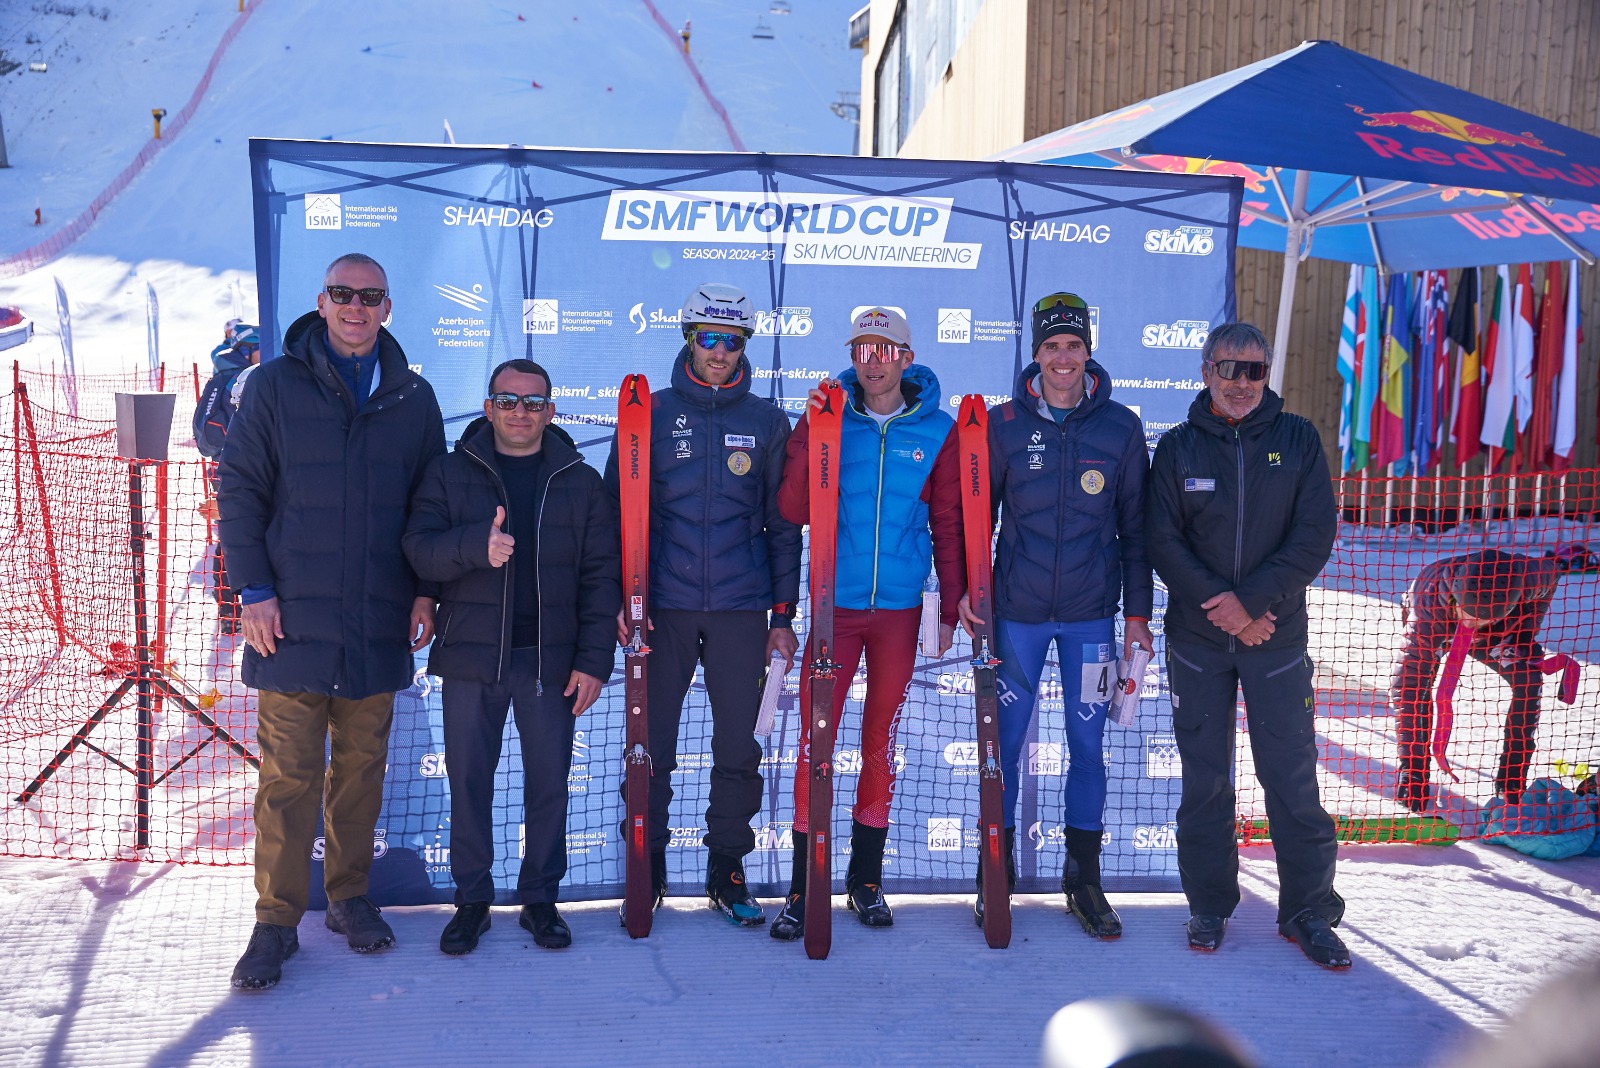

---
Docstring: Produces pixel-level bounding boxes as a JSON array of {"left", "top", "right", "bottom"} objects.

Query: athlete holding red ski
[{"left": 771, "top": 306, "right": 964, "bottom": 948}]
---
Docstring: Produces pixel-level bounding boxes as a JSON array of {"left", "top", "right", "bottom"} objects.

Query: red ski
[
  {"left": 618, "top": 374, "right": 654, "bottom": 939},
  {"left": 958, "top": 394, "right": 1011, "bottom": 949},
  {"left": 804, "top": 381, "right": 844, "bottom": 961}
]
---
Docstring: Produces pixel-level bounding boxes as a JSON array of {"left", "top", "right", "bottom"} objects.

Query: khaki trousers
[{"left": 252, "top": 689, "right": 394, "bottom": 925}]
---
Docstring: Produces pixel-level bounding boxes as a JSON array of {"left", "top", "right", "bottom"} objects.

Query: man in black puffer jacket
[
  {"left": 1146, "top": 322, "right": 1345, "bottom": 970},
  {"left": 221, "top": 253, "right": 445, "bottom": 989},
  {"left": 603, "top": 283, "right": 801, "bottom": 929},
  {"left": 404, "top": 359, "right": 620, "bottom": 955}
]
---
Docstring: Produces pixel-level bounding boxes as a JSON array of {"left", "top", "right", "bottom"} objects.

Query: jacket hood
[
  {"left": 839, "top": 362, "right": 943, "bottom": 422},
  {"left": 1011, "top": 357, "right": 1113, "bottom": 420},
  {"left": 1185, "top": 386, "right": 1285, "bottom": 438},
  {"left": 670, "top": 344, "right": 754, "bottom": 408},
  {"left": 455, "top": 414, "right": 578, "bottom": 465}
]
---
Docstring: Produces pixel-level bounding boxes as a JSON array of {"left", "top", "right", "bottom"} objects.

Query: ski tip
[
  {"left": 621, "top": 373, "right": 649, "bottom": 407},
  {"left": 959, "top": 393, "right": 986, "bottom": 426}
]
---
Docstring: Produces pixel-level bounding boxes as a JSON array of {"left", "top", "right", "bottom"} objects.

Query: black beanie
[{"left": 1031, "top": 297, "right": 1093, "bottom": 354}]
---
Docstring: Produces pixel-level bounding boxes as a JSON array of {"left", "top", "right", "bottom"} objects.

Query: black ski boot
[
  {"left": 973, "top": 826, "right": 1017, "bottom": 927},
  {"left": 1396, "top": 770, "right": 1432, "bottom": 813},
  {"left": 706, "top": 852, "right": 766, "bottom": 928},
  {"left": 1279, "top": 908, "right": 1352, "bottom": 970},
  {"left": 1063, "top": 827, "right": 1121, "bottom": 940},
  {"left": 844, "top": 820, "right": 893, "bottom": 928},
  {"left": 770, "top": 833, "right": 806, "bottom": 941}
]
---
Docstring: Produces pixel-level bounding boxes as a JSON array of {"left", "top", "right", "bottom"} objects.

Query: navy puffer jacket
[
  {"left": 603, "top": 346, "right": 801, "bottom": 614},
  {"left": 989, "top": 359, "right": 1153, "bottom": 625},
  {"left": 218, "top": 311, "right": 446, "bottom": 699},
  {"left": 403, "top": 419, "right": 620, "bottom": 689}
]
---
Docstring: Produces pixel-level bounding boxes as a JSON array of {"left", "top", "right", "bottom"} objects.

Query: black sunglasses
[
  {"left": 325, "top": 285, "right": 388, "bottom": 307},
  {"left": 1206, "top": 358, "right": 1269, "bottom": 382},
  {"left": 488, "top": 392, "right": 551, "bottom": 413}
]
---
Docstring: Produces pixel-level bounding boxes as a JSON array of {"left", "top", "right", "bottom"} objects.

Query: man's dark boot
[
  {"left": 231, "top": 922, "right": 299, "bottom": 990},
  {"left": 844, "top": 820, "right": 893, "bottom": 928},
  {"left": 1063, "top": 826, "right": 1121, "bottom": 940},
  {"left": 974, "top": 826, "right": 1017, "bottom": 927},
  {"left": 439, "top": 903, "right": 491, "bottom": 955}
]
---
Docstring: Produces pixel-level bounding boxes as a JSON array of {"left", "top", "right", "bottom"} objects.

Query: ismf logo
[
  {"left": 523, "top": 299, "right": 558, "bottom": 335},
  {"left": 1349, "top": 105, "right": 1563, "bottom": 155},
  {"left": 1144, "top": 226, "right": 1215, "bottom": 256},
  {"left": 1028, "top": 742, "right": 1062, "bottom": 776},
  {"left": 937, "top": 308, "right": 972, "bottom": 344},
  {"left": 305, "top": 193, "right": 342, "bottom": 230},
  {"left": 927, "top": 817, "right": 963, "bottom": 851}
]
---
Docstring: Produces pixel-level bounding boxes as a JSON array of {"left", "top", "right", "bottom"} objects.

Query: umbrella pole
[{"left": 1268, "top": 171, "right": 1310, "bottom": 397}]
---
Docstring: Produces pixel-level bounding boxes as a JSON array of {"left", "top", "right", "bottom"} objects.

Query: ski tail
[
  {"left": 958, "top": 395, "right": 1011, "bottom": 949},
  {"left": 619, "top": 373, "right": 655, "bottom": 939},
  {"left": 804, "top": 381, "right": 844, "bottom": 961}
]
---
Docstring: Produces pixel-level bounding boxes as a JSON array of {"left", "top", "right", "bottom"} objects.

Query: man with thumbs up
[{"left": 404, "top": 359, "right": 620, "bottom": 954}]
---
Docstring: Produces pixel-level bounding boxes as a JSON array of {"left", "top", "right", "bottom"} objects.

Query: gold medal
[
  {"left": 1080, "top": 469, "right": 1106, "bottom": 495},
  {"left": 727, "top": 450, "right": 752, "bottom": 475}
]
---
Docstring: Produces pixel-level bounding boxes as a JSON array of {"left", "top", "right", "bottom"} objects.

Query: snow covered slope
[{"left": 0, "top": 0, "right": 862, "bottom": 372}]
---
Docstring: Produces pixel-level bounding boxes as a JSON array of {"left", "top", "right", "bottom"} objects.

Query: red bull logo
[
  {"left": 1348, "top": 103, "right": 1600, "bottom": 193},
  {"left": 1349, "top": 106, "right": 1563, "bottom": 155},
  {"left": 1120, "top": 155, "right": 1269, "bottom": 192}
]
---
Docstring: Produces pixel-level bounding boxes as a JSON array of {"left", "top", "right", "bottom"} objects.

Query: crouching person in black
[{"left": 404, "top": 358, "right": 620, "bottom": 953}]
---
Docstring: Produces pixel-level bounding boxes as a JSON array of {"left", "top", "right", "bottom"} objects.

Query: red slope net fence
[{"left": 0, "top": 365, "right": 1595, "bottom": 864}]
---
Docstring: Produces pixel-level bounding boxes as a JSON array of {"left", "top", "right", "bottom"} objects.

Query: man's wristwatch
[{"left": 770, "top": 602, "right": 797, "bottom": 629}]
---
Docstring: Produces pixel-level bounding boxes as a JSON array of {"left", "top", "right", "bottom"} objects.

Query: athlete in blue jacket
[
  {"left": 603, "top": 283, "right": 802, "bottom": 929},
  {"left": 771, "top": 306, "right": 965, "bottom": 939},
  {"left": 959, "top": 291, "right": 1153, "bottom": 938}
]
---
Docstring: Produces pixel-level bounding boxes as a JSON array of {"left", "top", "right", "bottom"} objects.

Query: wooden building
[{"left": 853, "top": 0, "right": 1600, "bottom": 471}]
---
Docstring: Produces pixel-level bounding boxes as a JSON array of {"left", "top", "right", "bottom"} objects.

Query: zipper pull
[{"left": 536, "top": 678, "right": 543, "bottom": 697}]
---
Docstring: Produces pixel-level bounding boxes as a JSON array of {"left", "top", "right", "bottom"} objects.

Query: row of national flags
[{"left": 1336, "top": 262, "right": 1583, "bottom": 475}]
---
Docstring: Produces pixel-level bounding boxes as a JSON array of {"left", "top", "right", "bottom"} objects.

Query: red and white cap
[{"left": 846, "top": 306, "right": 911, "bottom": 347}]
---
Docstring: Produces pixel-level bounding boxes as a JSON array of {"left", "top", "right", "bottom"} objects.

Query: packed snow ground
[
  {"left": 2, "top": 844, "right": 1598, "bottom": 1068},
  {"left": 3, "top": 4, "right": 1600, "bottom": 1068}
]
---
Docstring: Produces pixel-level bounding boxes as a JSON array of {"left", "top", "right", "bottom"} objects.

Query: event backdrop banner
[{"left": 250, "top": 140, "right": 1239, "bottom": 904}]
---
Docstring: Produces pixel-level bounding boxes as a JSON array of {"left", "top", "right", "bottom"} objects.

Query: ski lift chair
[
  {"left": 770, "top": 0, "right": 791, "bottom": 14},
  {"left": 28, "top": 50, "right": 47, "bottom": 73},
  {"left": 752, "top": 17, "right": 774, "bottom": 39}
]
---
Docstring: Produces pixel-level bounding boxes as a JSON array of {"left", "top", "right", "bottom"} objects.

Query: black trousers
[
  {"left": 1167, "top": 639, "right": 1339, "bottom": 925},
  {"left": 442, "top": 648, "right": 576, "bottom": 905},
  {"left": 642, "top": 609, "right": 768, "bottom": 858}
]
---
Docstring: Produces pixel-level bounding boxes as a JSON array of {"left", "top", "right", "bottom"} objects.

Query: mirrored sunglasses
[
  {"left": 851, "top": 341, "right": 907, "bottom": 364},
  {"left": 691, "top": 330, "right": 747, "bottom": 353},
  {"left": 1206, "top": 359, "right": 1270, "bottom": 382},
  {"left": 488, "top": 392, "right": 551, "bottom": 413},
  {"left": 1033, "top": 291, "right": 1089, "bottom": 314},
  {"left": 325, "top": 285, "right": 388, "bottom": 307}
]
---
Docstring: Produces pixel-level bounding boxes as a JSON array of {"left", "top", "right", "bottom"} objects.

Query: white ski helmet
[{"left": 680, "top": 283, "right": 755, "bottom": 335}]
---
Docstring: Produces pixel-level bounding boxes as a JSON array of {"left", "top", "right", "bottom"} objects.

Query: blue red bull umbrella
[{"left": 997, "top": 40, "right": 1600, "bottom": 391}]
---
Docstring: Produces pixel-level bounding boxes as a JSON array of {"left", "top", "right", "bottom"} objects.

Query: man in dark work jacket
[
  {"left": 1145, "top": 322, "right": 1346, "bottom": 970},
  {"left": 222, "top": 253, "right": 445, "bottom": 989},
  {"left": 404, "top": 358, "right": 619, "bottom": 955}
]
